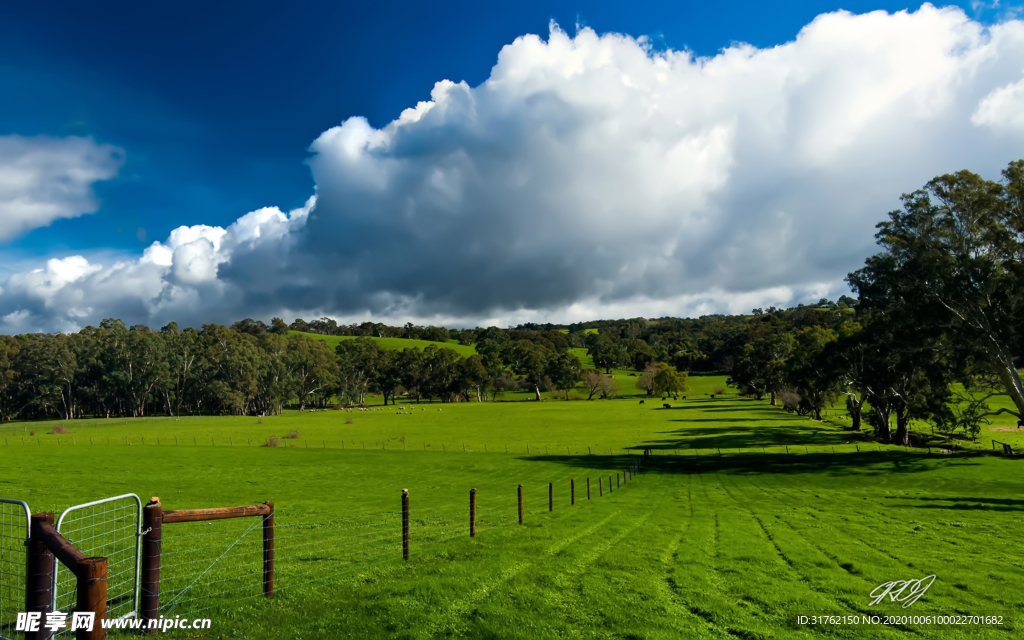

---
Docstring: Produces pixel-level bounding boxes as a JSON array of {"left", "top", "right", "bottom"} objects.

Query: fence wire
[
  {"left": 154, "top": 468, "right": 647, "bottom": 626},
  {"left": 0, "top": 500, "right": 29, "bottom": 640},
  {"left": 160, "top": 516, "right": 265, "bottom": 615},
  {"left": 0, "top": 458, "right": 646, "bottom": 638},
  {"left": 54, "top": 494, "right": 141, "bottom": 636}
]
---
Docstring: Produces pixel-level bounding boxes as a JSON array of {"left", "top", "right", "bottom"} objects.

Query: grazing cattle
[
  {"left": 639, "top": 400, "right": 645, "bottom": 405},
  {"left": 663, "top": 403, "right": 671, "bottom": 409},
  {"left": 710, "top": 394, "right": 716, "bottom": 399}
]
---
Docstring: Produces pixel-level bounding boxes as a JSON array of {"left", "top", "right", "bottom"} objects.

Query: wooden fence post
[
  {"left": 262, "top": 501, "right": 274, "bottom": 598},
  {"left": 141, "top": 498, "right": 163, "bottom": 633},
  {"left": 518, "top": 485, "right": 524, "bottom": 525},
  {"left": 549, "top": 482, "right": 553, "bottom": 512},
  {"left": 77, "top": 557, "right": 107, "bottom": 640},
  {"left": 470, "top": 489, "right": 476, "bottom": 538},
  {"left": 599, "top": 478, "right": 603, "bottom": 497},
  {"left": 609, "top": 475, "right": 613, "bottom": 493},
  {"left": 617, "top": 473, "right": 620, "bottom": 489},
  {"left": 571, "top": 479, "right": 575, "bottom": 505},
  {"left": 26, "top": 514, "right": 55, "bottom": 640},
  {"left": 402, "top": 489, "right": 409, "bottom": 560},
  {"left": 587, "top": 478, "right": 591, "bottom": 500}
]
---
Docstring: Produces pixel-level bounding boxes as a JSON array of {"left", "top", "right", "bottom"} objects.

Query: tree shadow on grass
[
  {"left": 669, "top": 417, "right": 800, "bottom": 423},
  {"left": 703, "top": 407, "right": 790, "bottom": 414},
  {"left": 522, "top": 451, "right": 998, "bottom": 478},
  {"left": 641, "top": 424, "right": 862, "bottom": 449},
  {"left": 881, "top": 495, "right": 1024, "bottom": 512}
]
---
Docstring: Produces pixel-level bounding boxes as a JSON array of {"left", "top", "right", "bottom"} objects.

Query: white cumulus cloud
[
  {"left": 0, "top": 198, "right": 313, "bottom": 333},
  {"left": 973, "top": 75, "right": 1024, "bottom": 131},
  {"left": 0, "top": 135, "right": 125, "bottom": 240},
  {"left": 3, "top": 4, "right": 1024, "bottom": 332}
]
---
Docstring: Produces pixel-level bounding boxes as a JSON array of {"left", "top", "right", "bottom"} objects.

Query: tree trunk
[
  {"left": 872, "top": 407, "right": 891, "bottom": 440},
  {"left": 894, "top": 409, "right": 910, "bottom": 446},
  {"left": 770, "top": 390, "right": 776, "bottom": 406},
  {"left": 814, "top": 408, "right": 822, "bottom": 421},
  {"left": 846, "top": 394, "right": 863, "bottom": 430},
  {"left": 995, "top": 353, "right": 1024, "bottom": 418},
  {"left": 534, "top": 385, "right": 542, "bottom": 401}
]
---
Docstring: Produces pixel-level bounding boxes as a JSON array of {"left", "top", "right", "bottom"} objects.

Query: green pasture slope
[
  {"left": 292, "top": 331, "right": 477, "bottom": 357},
  {"left": 1, "top": 387, "right": 1021, "bottom": 638}
]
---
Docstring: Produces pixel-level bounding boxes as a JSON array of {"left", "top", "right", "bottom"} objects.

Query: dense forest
[{"left": 1, "top": 161, "right": 1022, "bottom": 448}]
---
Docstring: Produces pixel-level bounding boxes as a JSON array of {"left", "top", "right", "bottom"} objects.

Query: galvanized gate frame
[
  {"left": 0, "top": 498, "right": 31, "bottom": 640},
  {"left": 53, "top": 494, "right": 143, "bottom": 621}
]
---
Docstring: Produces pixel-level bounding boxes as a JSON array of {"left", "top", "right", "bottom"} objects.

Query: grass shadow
[
  {"left": 643, "top": 424, "right": 864, "bottom": 449},
  {"left": 881, "top": 495, "right": 1024, "bottom": 512},
  {"left": 521, "top": 450, "right": 1000, "bottom": 478}
]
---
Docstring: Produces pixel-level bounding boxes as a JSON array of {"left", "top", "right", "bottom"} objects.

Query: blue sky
[
  {"left": 1, "top": 1, "right": 1022, "bottom": 330},
  {"left": 1, "top": 0, "right": 1006, "bottom": 256}
]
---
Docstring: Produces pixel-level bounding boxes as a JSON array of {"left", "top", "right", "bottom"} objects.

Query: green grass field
[{"left": 1, "top": 380, "right": 1021, "bottom": 638}]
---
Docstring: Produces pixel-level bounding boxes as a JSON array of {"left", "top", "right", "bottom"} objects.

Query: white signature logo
[{"left": 869, "top": 575, "right": 936, "bottom": 608}]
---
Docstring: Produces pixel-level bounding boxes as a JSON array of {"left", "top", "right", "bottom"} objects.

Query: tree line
[
  {"left": 728, "top": 160, "right": 1024, "bottom": 446},
  {"left": 0, "top": 320, "right": 597, "bottom": 419},
  {"left": 0, "top": 161, "right": 1021, "bottom": 445}
]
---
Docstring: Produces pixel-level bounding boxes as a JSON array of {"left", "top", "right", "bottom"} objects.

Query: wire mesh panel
[
  {"left": 271, "top": 508, "right": 403, "bottom": 594},
  {"left": 53, "top": 494, "right": 141, "bottom": 635},
  {"left": 0, "top": 499, "right": 30, "bottom": 640},
  {"left": 159, "top": 516, "right": 267, "bottom": 616}
]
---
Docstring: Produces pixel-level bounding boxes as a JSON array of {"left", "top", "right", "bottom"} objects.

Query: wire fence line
[
  {"left": 0, "top": 436, "right": 642, "bottom": 455},
  {"left": 2, "top": 433, "right": 1016, "bottom": 459},
  {"left": 0, "top": 456, "right": 648, "bottom": 637},
  {"left": 151, "top": 460, "right": 647, "bottom": 622}
]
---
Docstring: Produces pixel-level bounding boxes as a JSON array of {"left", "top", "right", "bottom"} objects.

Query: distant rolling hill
[
  {"left": 298, "top": 332, "right": 601, "bottom": 369},
  {"left": 292, "top": 331, "right": 478, "bottom": 357}
]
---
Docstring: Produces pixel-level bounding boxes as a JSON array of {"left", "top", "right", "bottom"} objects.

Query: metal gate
[
  {"left": 53, "top": 494, "right": 142, "bottom": 632},
  {"left": 0, "top": 499, "right": 30, "bottom": 640}
]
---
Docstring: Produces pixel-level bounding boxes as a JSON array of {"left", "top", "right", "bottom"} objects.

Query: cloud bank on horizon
[{"left": 3, "top": 4, "right": 1024, "bottom": 333}]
